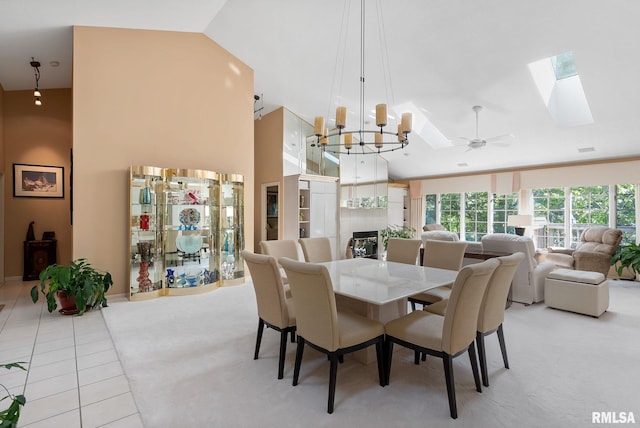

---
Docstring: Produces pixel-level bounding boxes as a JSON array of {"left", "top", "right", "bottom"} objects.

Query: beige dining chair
[
  {"left": 298, "top": 237, "right": 333, "bottom": 263},
  {"left": 408, "top": 240, "right": 468, "bottom": 310},
  {"left": 242, "top": 250, "right": 296, "bottom": 380},
  {"left": 259, "top": 239, "right": 301, "bottom": 294},
  {"left": 279, "top": 257, "right": 385, "bottom": 414},
  {"left": 259, "top": 239, "right": 301, "bottom": 261},
  {"left": 386, "top": 238, "right": 422, "bottom": 265},
  {"left": 424, "top": 252, "right": 525, "bottom": 387},
  {"left": 385, "top": 258, "right": 499, "bottom": 419}
]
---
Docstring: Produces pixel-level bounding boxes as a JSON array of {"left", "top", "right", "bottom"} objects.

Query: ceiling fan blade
[{"left": 484, "top": 133, "right": 514, "bottom": 143}]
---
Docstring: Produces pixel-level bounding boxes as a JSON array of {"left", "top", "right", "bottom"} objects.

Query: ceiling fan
[{"left": 459, "top": 105, "right": 513, "bottom": 151}]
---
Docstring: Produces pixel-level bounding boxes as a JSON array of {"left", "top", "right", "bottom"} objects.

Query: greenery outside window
[
  {"left": 440, "top": 193, "right": 461, "bottom": 234},
  {"left": 616, "top": 184, "right": 636, "bottom": 245},
  {"left": 425, "top": 194, "right": 437, "bottom": 225},
  {"left": 570, "top": 186, "right": 609, "bottom": 246},
  {"left": 533, "top": 188, "right": 566, "bottom": 248},
  {"left": 492, "top": 193, "right": 518, "bottom": 234},
  {"left": 464, "top": 192, "right": 488, "bottom": 242}
]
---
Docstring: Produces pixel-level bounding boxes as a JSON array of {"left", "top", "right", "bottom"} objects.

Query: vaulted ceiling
[{"left": 2, "top": 0, "right": 639, "bottom": 180}]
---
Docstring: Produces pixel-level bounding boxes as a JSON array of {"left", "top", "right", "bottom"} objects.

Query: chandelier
[{"left": 312, "top": 0, "right": 412, "bottom": 155}]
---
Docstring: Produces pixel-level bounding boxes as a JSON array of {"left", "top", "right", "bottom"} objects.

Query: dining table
[{"left": 319, "top": 257, "right": 458, "bottom": 363}]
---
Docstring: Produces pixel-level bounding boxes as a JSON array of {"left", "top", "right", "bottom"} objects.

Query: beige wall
[
  {"left": 3, "top": 89, "right": 73, "bottom": 277},
  {"left": 73, "top": 26, "right": 254, "bottom": 295},
  {"left": 253, "top": 107, "right": 284, "bottom": 251}
]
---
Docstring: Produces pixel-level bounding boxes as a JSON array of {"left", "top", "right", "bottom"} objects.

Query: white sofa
[{"left": 479, "top": 233, "right": 556, "bottom": 305}]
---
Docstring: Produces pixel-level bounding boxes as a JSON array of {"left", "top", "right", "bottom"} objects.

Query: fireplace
[{"left": 350, "top": 231, "right": 379, "bottom": 259}]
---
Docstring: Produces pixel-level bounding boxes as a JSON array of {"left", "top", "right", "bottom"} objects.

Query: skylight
[{"left": 528, "top": 51, "right": 593, "bottom": 128}]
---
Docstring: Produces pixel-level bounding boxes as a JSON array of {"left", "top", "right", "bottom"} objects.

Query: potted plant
[
  {"left": 0, "top": 362, "right": 26, "bottom": 427},
  {"left": 30, "top": 258, "right": 113, "bottom": 315},
  {"left": 611, "top": 242, "right": 640, "bottom": 280},
  {"left": 380, "top": 224, "right": 417, "bottom": 251}
]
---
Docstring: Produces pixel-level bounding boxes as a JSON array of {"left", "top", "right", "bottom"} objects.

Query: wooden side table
[{"left": 23, "top": 240, "right": 57, "bottom": 281}]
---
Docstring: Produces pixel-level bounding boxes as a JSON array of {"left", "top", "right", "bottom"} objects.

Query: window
[
  {"left": 570, "top": 186, "right": 609, "bottom": 245},
  {"left": 440, "top": 193, "right": 461, "bottom": 234},
  {"left": 533, "top": 188, "right": 566, "bottom": 248},
  {"left": 492, "top": 193, "right": 519, "bottom": 234},
  {"left": 425, "top": 194, "right": 437, "bottom": 225},
  {"left": 616, "top": 184, "right": 636, "bottom": 245},
  {"left": 464, "top": 192, "right": 488, "bottom": 241}
]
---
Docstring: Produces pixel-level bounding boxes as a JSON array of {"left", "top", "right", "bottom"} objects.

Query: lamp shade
[{"left": 507, "top": 214, "right": 533, "bottom": 227}]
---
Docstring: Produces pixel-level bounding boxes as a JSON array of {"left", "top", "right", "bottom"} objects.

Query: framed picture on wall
[{"left": 13, "top": 163, "right": 64, "bottom": 198}]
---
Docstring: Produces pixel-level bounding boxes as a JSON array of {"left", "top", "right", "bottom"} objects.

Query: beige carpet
[{"left": 102, "top": 280, "right": 640, "bottom": 428}]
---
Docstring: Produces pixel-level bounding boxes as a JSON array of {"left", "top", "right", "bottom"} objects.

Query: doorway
[{"left": 261, "top": 182, "right": 280, "bottom": 242}]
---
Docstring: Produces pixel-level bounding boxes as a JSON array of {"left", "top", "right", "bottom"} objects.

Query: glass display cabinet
[
  {"left": 128, "top": 166, "right": 243, "bottom": 300},
  {"left": 129, "top": 166, "right": 165, "bottom": 300},
  {"left": 163, "top": 168, "right": 221, "bottom": 295},
  {"left": 220, "top": 174, "right": 245, "bottom": 285}
]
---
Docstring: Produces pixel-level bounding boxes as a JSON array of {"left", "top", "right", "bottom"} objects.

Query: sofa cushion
[{"left": 547, "top": 268, "right": 605, "bottom": 285}]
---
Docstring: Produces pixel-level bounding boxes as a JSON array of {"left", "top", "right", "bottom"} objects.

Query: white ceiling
[{"left": 2, "top": 0, "right": 640, "bottom": 180}]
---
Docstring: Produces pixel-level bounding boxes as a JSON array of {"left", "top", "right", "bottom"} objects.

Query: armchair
[
  {"left": 545, "top": 227, "right": 622, "bottom": 277},
  {"left": 480, "top": 234, "right": 555, "bottom": 305}
]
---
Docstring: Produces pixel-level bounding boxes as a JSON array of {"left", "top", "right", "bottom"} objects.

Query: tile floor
[{"left": 0, "top": 279, "right": 143, "bottom": 427}]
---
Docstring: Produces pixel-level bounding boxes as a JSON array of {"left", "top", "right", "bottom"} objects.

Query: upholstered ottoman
[{"left": 544, "top": 269, "right": 609, "bottom": 317}]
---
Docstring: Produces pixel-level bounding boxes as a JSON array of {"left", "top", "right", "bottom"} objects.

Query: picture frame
[{"left": 13, "top": 163, "right": 64, "bottom": 198}]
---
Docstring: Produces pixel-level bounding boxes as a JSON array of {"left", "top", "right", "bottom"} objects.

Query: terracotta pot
[{"left": 56, "top": 290, "right": 88, "bottom": 315}]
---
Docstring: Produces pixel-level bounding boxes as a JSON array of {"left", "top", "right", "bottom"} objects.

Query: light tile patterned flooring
[{"left": 0, "top": 280, "right": 142, "bottom": 427}]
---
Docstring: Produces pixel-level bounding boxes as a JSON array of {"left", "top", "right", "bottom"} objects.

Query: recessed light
[
  {"left": 50, "top": 61, "right": 60, "bottom": 67},
  {"left": 457, "top": 162, "right": 468, "bottom": 167},
  {"left": 578, "top": 147, "right": 595, "bottom": 153}
]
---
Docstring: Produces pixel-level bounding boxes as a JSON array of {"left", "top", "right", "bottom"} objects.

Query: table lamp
[{"left": 508, "top": 214, "right": 533, "bottom": 236}]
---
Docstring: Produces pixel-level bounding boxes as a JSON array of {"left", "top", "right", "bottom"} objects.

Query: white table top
[{"left": 320, "top": 258, "right": 458, "bottom": 306}]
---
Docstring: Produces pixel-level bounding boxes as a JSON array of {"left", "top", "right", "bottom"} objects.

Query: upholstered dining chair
[
  {"left": 426, "top": 252, "right": 525, "bottom": 387},
  {"left": 259, "top": 239, "right": 301, "bottom": 262},
  {"left": 279, "top": 257, "right": 385, "bottom": 414},
  {"left": 298, "top": 237, "right": 333, "bottom": 263},
  {"left": 386, "top": 238, "right": 422, "bottom": 265},
  {"left": 384, "top": 258, "right": 499, "bottom": 419},
  {"left": 408, "top": 240, "right": 468, "bottom": 310},
  {"left": 259, "top": 239, "right": 301, "bottom": 294},
  {"left": 242, "top": 250, "right": 296, "bottom": 380}
]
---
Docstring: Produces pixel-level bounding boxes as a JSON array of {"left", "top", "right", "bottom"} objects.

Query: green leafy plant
[
  {"left": 0, "top": 362, "right": 26, "bottom": 428},
  {"left": 30, "top": 258, "right": 113, "bottom": 315},
  {"left": 380, "top": 224, "right": 417, "bottom": 250},
  {"left": 611, "top": 242, "right": 640, "bottom": 277}
]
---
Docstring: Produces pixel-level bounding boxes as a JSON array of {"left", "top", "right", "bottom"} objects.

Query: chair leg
[
  {"left": 293, "top": 338, "right": 305, "bottom": 386},
  {"left": 468, "top": 342, "right": 482, "bottom": 393},
  {"left": 410, "top": 300, "right": 416, "bottom": 311},
  {"left": 290, "top": 330, "right": 296, "bottom": 343},
  {"left": 414, "top": 350, "right": 420, "bottom": 365},
  {"left": 328, "top": 353, "right": 339, "bottom": 414},
  {"left": 443, "top": 354, "right": 458, "bottom": 419},
  {"left": 277, "top": 329, "right": 288, "bottom": 379},
  {"left": 497, "top": 324, "right": 510, "bottom": 369},
  {"left": 254, "top": 319, "right": 265, "bottom": 360},
  {"left": 384, "top": 338, "right": 394, "bottom": 386},
  {"left": 375, "top": 339, "right": 385, "bottom": 387},
  {"left": 476, "top": 331, "right": 489, "bottom": 387}
]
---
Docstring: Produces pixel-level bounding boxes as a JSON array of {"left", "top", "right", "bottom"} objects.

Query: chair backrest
[
  {"left": 422, "top": 239, "right": 468, "bottom": 271},
  {"left": 477, "top": 252, "right": 525, "bottom": 334},
  {"left": 279, "top": 257, "right": 339, "bottom": 351},
  {"left": 259, "top": 240, "right": 301, "bottom": 262},
  {"left": 575, "top": 227, "right": 622, "bottom": 256},
  {"left": 298, "top": 237, "right": 333, "bottom": 263},
  {"left": 442, "top": 258, "right": 499, "bottom": 355},
  {"left": 242, "top": 250, "right": 291, "bottom": 329},
  {"left": 386, "top": 238, "right": 422, "bottom": 265}
]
